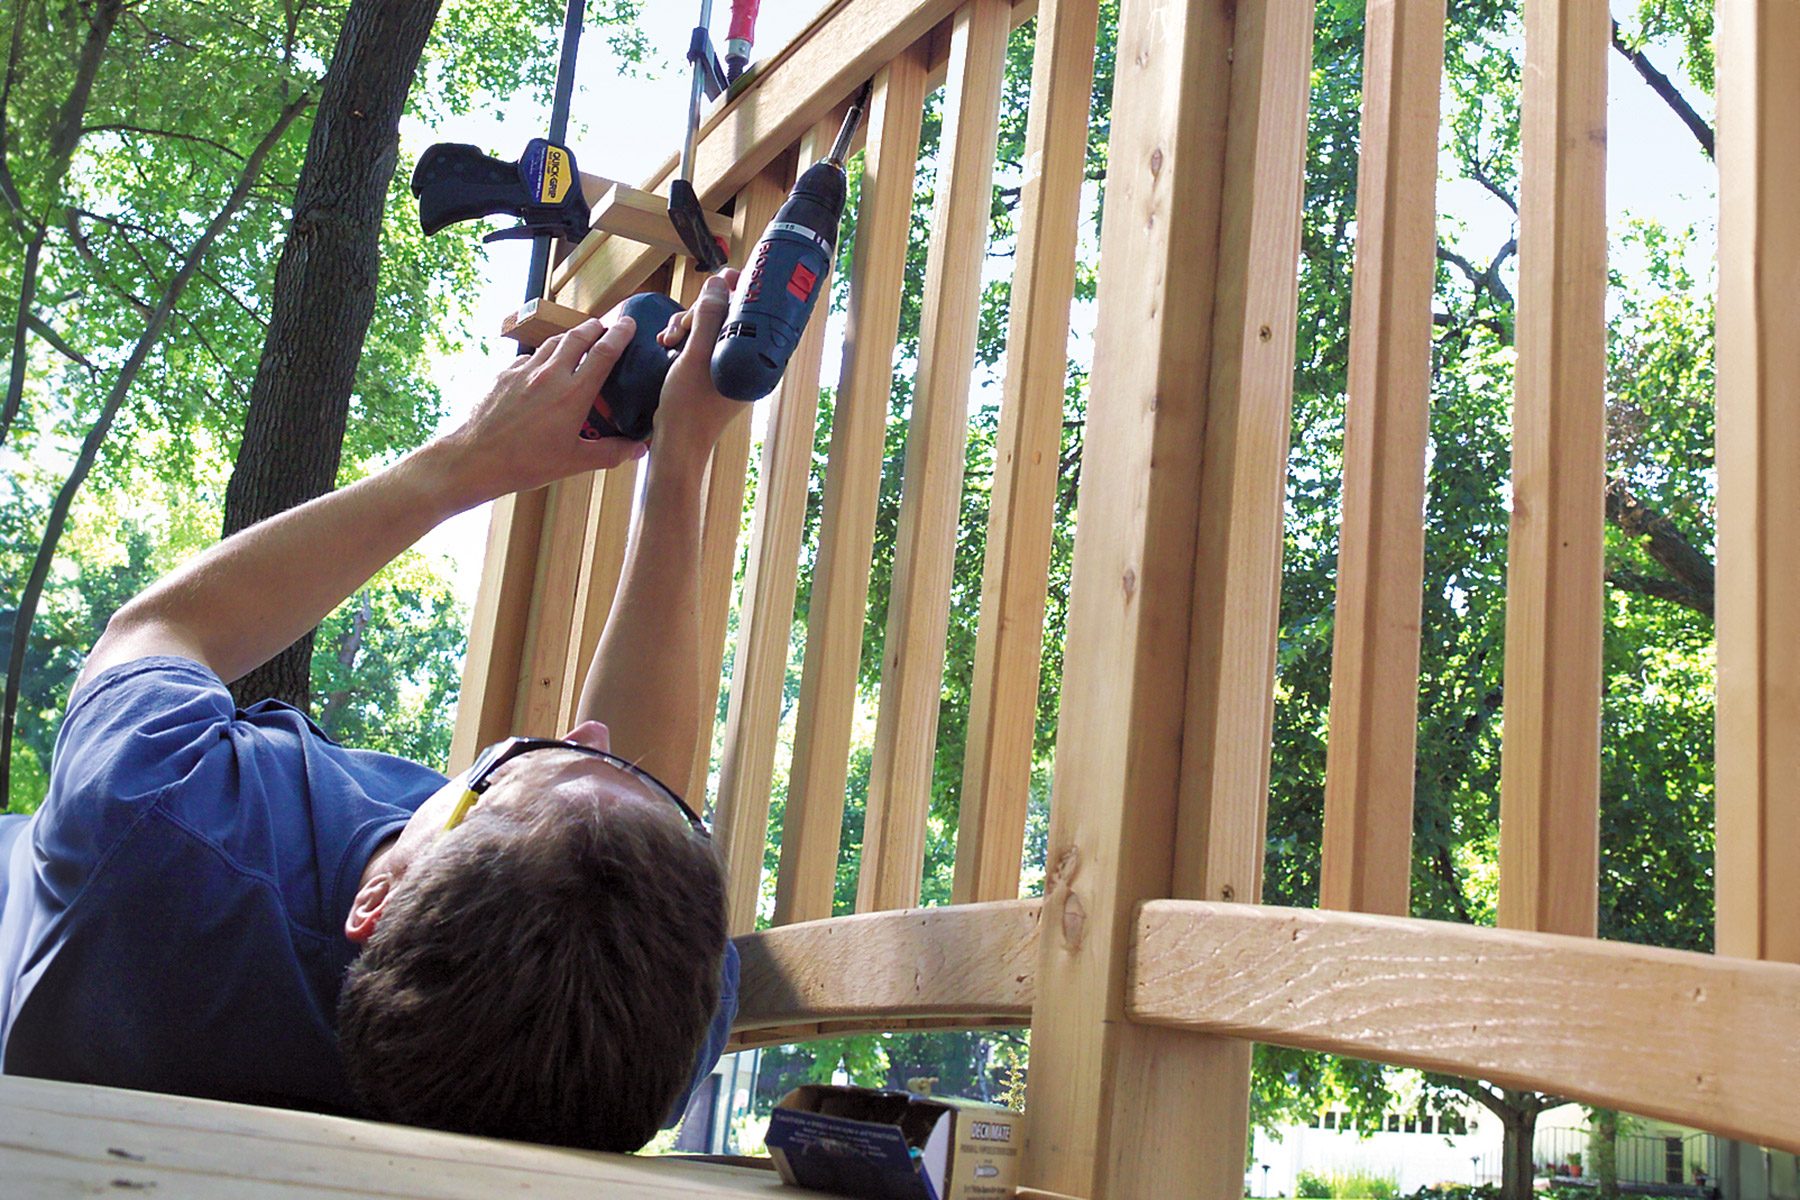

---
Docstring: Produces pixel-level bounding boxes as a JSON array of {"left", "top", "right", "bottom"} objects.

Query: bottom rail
[
  {"left": 728, "top": 898, "right": 1800, "bottom": 1154},
  {"left": 731, "top": 900, "right": 1041, "bottom": 1037},
  {"left": 1130, "top": 901, "right": 1800, "bottom": 1154}
]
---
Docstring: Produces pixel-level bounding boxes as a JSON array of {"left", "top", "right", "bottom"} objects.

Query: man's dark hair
[{"left": 338, "top": 793, "right": 727, "bottom": 1151}]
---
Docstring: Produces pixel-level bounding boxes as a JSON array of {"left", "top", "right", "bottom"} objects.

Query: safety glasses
[{"left": 444, "top": 736, "right": 709, "bottom": 837}]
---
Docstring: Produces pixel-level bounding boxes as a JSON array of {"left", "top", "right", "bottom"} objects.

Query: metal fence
[{"left": 1536, "top": 1127, "right": 1718, "bottom": 1187}]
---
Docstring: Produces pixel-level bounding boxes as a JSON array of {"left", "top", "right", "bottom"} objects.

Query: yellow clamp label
[{"left": 539, "top": 145, "right": 571, "bottom": 204}]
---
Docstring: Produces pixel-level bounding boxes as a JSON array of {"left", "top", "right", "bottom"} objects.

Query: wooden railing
[{"left": 450, "top": 0, "right": 1800, "bottom": 1195}]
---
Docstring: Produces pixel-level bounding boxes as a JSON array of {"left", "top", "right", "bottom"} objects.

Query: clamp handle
[{"left": 411, "top": 139, "right": 591, "bottom": 243}]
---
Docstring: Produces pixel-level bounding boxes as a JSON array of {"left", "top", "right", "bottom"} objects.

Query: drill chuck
[{"left": 710, "top": 159, "right": 847, "bottom": 402}]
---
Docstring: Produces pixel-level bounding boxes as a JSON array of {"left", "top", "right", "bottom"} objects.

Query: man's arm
[
  {"left": 575, "top": 272, "right": 747, "bottom": 789},
  {"left": 80, "top": 318, "right": 646, "bottom": 694}
]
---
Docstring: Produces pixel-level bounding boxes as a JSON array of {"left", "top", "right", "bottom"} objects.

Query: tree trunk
[
  {"left": 221, "top": 0, "right": 442, "bottom": 710},
  {"left": 1590, "top": 1108, "right": 1620, "bottom": 1199},
  {"left": 1499, "top": 1092, "right": 1539, "bottom": 1200}
]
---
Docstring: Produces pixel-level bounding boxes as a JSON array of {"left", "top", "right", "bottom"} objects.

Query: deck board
[{"left": 1, "top": 1074, "right": 822, "bottom": 1199}]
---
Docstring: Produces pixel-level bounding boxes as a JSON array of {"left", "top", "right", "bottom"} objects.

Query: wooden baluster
[
  {"left": 1716, "top": 0, "right": 1800, "bottom": 964},
  {"left": 778, "top": 49, "right": 932, "bottom": 926},
  {"left": 1318, "top": 0, "right": 1446, "bottom": 917},
  {"left": 716, "top": 113, "right": 845, "bottom": 931},
  {"left": 859, "top": 0, "right": 1012, "bottom": 914},
  {"left": 1497, "top": 0, "right": 1608, "bottom": 938},
  {"left": 511, "top": 477, "right": 601, "bottom": 738},
  {"left": 685, "top": 162, "right": 798, "bottom": 815},
  {"left": 555, "top": 458, "right": 639, "bottom": 732},
  {"left": 554, "top": 262, "right": 680, "bottom": 734},
  {"left": 448, "top": 489, "right": 549, "bottom": 771},
  {"left": 954, "top": 0, "right": 1102, "bottom": 906},
  {"left": 1019, "top": 0, "right": 1314, "bottom": 1196}
]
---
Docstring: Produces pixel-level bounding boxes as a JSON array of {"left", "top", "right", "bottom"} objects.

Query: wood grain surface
[
  {"left": 1318, "top": 0, "right": 1445, "bottom": 917},
  {"left": 954, "top": 0, "right": 1101, "bottom": 907},
  {"left": 1131, "top": 900, "right": 1800, "bottom": 1153},
  {"left": 1714, "top": 0, "right": 1800, "bottom": 965},
  {"left": 1019, "top": 1, "right": 1313, "bottom": 1196},
  {"left": 780, "top": 47, "right": 930, "bottom": 925},
  {"left": 860, "top": 0, "right": 1011, "bottom": 914},
  {"left": 1496, "top": 0, "right": 1609, "bottom": 938},
  {"left": 733, "top": 899, "right": 1040, "bottom": 1031},
  {"left": 712, "top": 116, "right": 842, "bottom": 932},
  {"left": 0, "top": 1074, "right": 830, "bottom": 1199}
]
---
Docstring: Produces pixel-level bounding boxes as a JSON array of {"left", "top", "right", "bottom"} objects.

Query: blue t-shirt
[{"left": 0, "top": 655, "right": 737, "bottom": 1124}]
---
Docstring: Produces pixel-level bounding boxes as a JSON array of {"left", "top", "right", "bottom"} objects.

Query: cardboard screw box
[{"left": 764, "top": 1084, "right": 1024, "bottom": 1200}]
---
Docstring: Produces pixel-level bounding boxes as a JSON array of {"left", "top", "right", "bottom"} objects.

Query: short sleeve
[
  {"left": 665, "top": 940, "right": 741, "bottom": 1128},
  {"left": 34, "top": 656, "right": 237, "bottom": 905}
]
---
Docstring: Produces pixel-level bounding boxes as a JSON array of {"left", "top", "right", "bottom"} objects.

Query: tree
[
  {"left": 1, "top": 0, "right": 647, "bottom": 807},
  {"left": 220, "top": 0, "right": 445, "bottom": 710}
]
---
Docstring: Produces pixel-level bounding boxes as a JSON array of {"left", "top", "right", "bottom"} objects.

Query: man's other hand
[
  {"left": 441, "top": 316, "right": 649, "bottom": 506},
  {"left": 653, "top": 269, "right": 748, "bottom": 462}
]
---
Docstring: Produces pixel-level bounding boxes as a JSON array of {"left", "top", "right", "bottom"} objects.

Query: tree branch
[
  {"left": 316, "top": 593, "right": 371, "bottom": 734},
  {"left": 2, "top": 231, "right": 45, "bottom": 444},
  {"left": 1604, "top": 477, "right": 1715, "bottom": 618},
  {"left": 25, "top": 313, "right": 96, "bottom": 374},
  {"left": 61, "top": 208, "right": 156, "bottom": 315},
  {"left": 0, "top": 0, "right": 34, "bottom": 213},
  {"left": 1611, "top": 19, "right": 1715, "bottom": 160},
  {"left": 80, "top": 123, "right": 249, "bottom": 161},
  {"left": 72, "top": 206, "right": 269, "bottom": 328},
  {"left": 1, "top": 0, "right": 123, "bottom": 451},
  {"left": 1447, "top": 1076, "right": 1508, "bottom": 1119},
  {"left": 1469, "top": 159, "right": 1518, "bottom": 216},
  {"left": 1606, "top": 568, "right": 1713, "bottom": 618},
  {"left": 1, "top": 91, "right": 312, "bottom": 807}
]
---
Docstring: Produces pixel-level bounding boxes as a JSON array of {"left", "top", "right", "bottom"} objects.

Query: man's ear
[{"left": 345, "top": 874, "right": 393, "bottom": 944}]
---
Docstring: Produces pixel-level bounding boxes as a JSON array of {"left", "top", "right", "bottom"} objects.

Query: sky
[{"left": 403, "top": 2, "right": 1720, "bottom": 606}]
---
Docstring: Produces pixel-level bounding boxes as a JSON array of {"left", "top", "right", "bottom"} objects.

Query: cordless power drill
[{"left": 577, "top": 81, "right": 873, "bottom": 440}]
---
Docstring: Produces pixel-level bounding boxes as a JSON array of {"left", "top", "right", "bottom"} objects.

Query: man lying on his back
[{"left": 0, "top": 273, "right": 746, "bottom": 1151}]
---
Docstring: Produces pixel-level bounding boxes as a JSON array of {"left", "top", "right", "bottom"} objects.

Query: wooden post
[
  {"left": 778, "top": 48, "right": 931, "bottom": 925},
  {"left": 859, "top": 0, "right": 1011, "bottom": 914},
  {"left": 1318, "top": 0, "right": 1446, "bottom": 917},
  {"left": 684, "top": 164, "right": 796, "bottom": 809},
  {"left": 1716, "top": 0, "right": 1800, "bottom": 964},
  {"left": 1497, "top": 0, "right": 1608, "bottom": 938},
  {"left": 1019, "top": 1, "right": 1313, "bottom": 1196},
  {"left": 715, "top": 115, "right": 843, "bottom": 931},
  {"left": 953, "top": 0, "right": 1102, "bottom": 907}
]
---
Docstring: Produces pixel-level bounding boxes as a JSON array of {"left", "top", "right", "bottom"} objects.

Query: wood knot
[
  {"left": 1061, "top": 890, "right": 1087, "bottom": 951},
  {"left": 1259, "top": 325, "right": 1272, "bottom": 342},
  {"left": 1220, "top": 884, "right": 1235, "bottom": 901},
  {"left": 1122, "top": 567, "right": 1137, "bottom": 602},
  {"left": 1148, "top": 147, "right": 1164, "bottom": 177}
]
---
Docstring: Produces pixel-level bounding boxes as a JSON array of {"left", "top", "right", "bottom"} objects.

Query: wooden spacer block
[
  {"left": 588, "top": 180, "right": 734, "bottom": 256},
  {"left": 500, "top": 298, "right": 593, "bottom": 349}
]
